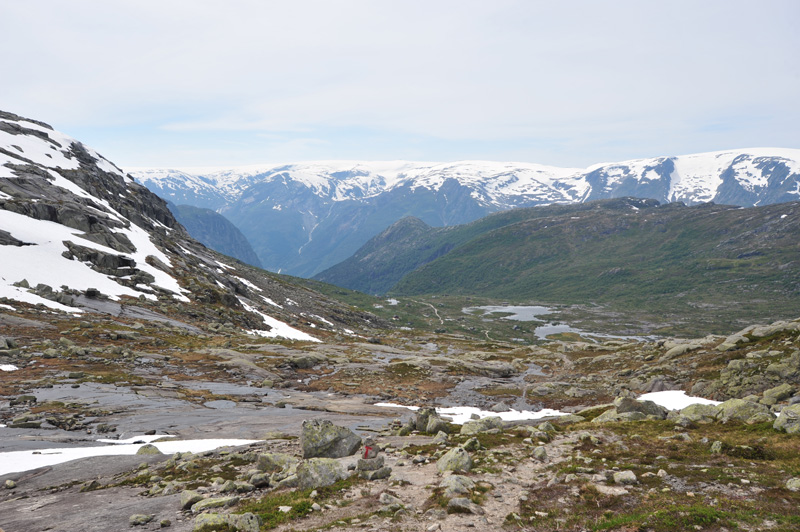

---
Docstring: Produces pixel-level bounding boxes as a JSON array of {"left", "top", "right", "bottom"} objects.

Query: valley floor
[{"left": 1, "top": 302, "right": 799, "bottom": 532}]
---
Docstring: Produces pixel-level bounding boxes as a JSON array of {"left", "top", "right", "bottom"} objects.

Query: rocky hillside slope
[
  {"left": 2, "top": 300, "right": 799, "bottom": 531},
  {"left": 0, "top": 110, "right": 384, "bottom": 342},
  {"left": 131, "top": 149, "right": 800, "bottom": 276}
]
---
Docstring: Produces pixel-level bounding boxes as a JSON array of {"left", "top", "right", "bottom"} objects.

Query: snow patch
[
  {"left": 1, "top": 364, "right": 19, "bottom": 372},
  {"left": 638, "top": 390, "right": 721, "bottom": 410},
  {"left": 374, "top": 403, "right": 567, "bottom": 424},
  {"left": 0, "top": 438, "right": 261, "bottom": 476},
  {"left": 238, "top": 298, "right": 319, "bottom": 342}
]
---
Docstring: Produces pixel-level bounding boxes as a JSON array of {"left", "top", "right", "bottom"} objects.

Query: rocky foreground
[{"left": 2, "top": 308, "right": 800, "bottom": 531}]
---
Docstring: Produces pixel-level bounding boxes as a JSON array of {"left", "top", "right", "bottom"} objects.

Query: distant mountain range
[{"left": 131, "top": 149, "right": 800, "bottom": 277}]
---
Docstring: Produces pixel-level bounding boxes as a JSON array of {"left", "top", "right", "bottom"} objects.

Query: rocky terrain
[{"left": 2, "top": 305, "right": 800, "bottom": 531}]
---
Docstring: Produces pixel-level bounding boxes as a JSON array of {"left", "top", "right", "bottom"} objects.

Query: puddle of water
[
  {"left": 464, "top": 305, "right": 552, "bottom": 321},
  {"left": 463, "top": 305, "right": 650, "bottom": 341}
]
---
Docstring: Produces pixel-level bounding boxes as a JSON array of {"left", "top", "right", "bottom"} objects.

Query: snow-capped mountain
[
  {"left": 0, "top": 110, "right": 381, "bottom": 340},
  {"left": 131, "top": 148, "right": 800, "bottom": 278}
]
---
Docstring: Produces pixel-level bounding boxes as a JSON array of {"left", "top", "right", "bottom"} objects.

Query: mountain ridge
[
  {"left": 131, "top": 148, "right": 800, "bottom": 277},
  {"left": 0, "top": 110, "right": 383, "bottom": 341}
]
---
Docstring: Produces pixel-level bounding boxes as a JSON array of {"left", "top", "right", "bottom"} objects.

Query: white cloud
[{"left": 1, "top": 0, "right": 798, "bottom": 167}]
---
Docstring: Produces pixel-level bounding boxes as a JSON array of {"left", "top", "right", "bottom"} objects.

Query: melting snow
[
  {"left": 374, "top": 403, "right": 568, "bottom": 424},
  {"left": 1, "top": 364, "right": 19, "bottom": 372},
  {"left": 0, "top": 437, "right": 261, "bottom": 476},
  {"left": 238, "top": 298, "right": 319, "bottom": 342},
  {"left": 638, "top": 390, "right": 721, "bottom": 410}
]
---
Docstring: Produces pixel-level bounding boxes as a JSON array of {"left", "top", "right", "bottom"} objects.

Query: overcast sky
[{"left": 2, "top": 0, "right": 798, "bottom": 169}]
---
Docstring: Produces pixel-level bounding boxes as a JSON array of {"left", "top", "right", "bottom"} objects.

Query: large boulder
[
  {"left": 296, "top": 458, "right": 349, "bottom": 489},
  {"left": 440, "top": 475, "right": 475, "bottom": 499},
  {"left": 436, "top": 447, "right": 472, "bottom": 473},
  {"left": 301, "top": 419, "right": 361, "bottom": 459},
  {"left": 256, "top": 452, "right": 298, "bottom": 473},
  {"left": 773, "top": 404, "right": 800, "bottom": 434},
  {"left": 679, "top": 403, "right": 721, "bottom": 424},
  {"left": 761, "top": 384, "right": 795, "bottom": 406},
  {"left": 614, "top": 397, "right": 668, "bottom": 418},
  {"left": 460, "top": 416, "right": 503, "bottom": 435},
  {"left": 716, "top": 398, "right": 773, "bottom": 424}
]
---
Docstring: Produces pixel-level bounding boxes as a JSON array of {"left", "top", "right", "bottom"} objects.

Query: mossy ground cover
[
  {"left": 517, "top": 420, "right": 800, "bottom": 531},
  {"left": 238, "top": 476, "right": 366, "bottom": 529}
]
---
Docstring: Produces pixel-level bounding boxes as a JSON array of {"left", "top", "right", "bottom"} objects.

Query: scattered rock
[
  {"left": 180, "top": 490, "right": 204, "bottom": 510},
  {"left": 136, "top": 444, "right": 162, "bottom": 455},
  {"left": 129, "top": 514, "right": 155, "bottom": 526},
  {"left": 773, "top": 404, "right": 800, "bottom": 434},
  {"left": 447, "top": 497, "right": 485, "bottom": 515},
  {"left": 440, "top": 475, "right": 475, "bottom": 499},
  {"left": 613, "top": 470, "right": 638, "bottom": 485},
  {"left": 716, "top": 398, "right": 773, "bottom": 424},
  {"left": 437, "top": 447, "right": 472, "bottom": 473},
  {"left": 460, "top": 416, "right": 503, "bottom": 435},
  {"left": 296, "top": 458, "right": 348, "bottom": 489},
  {"left": 301, "top": 419, "right": 361, "bottom": 459},
  {"left": 786, "top": 478, "right": 800, "bottom": 492}
]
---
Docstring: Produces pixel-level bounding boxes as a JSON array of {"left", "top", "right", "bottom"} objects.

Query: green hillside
[
  {"left": 316, "top": 198, "right": 800, "bottom": 331},
  {"left": 313, "top": 200, "right": 625, "bottom": 294},
  {"left": 391, "top": 200, "right": 800, "bottom": 312}
]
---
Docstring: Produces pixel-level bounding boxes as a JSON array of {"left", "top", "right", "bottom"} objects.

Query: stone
[
  {"left": 664, "top": 343, "right": 701, "bottom": 358},
  {"left": 786, "top": 478, "right": 800, "bottom": 492},
  {"left": 301, "top": 419, "right": 361, "bottom": 459},
  {"left": 191, "top": 496, "right": 239, "bottom": 514},
  {"left": 359, "top": 466, "right": 392, "bottom": 481},
  {"left": 614, "top": 397, "right": 668, "bottom": 418},
  {"left": 761, "top": 383, "right": 795, "bottom": 406},
  {"left": 181, "top": 490, "right": 203, "bottom": 510},
  {"left": 4, "top": 479, "right": 17, "bottom": 489},
  {"left": 426, "top": 415, "right": 449, "bottom": 435},
  {"left": 532, "top": 446, "right": 548, "bottom": 462},
  {"left": 679, "top": 403, "right": 720, "bottom": 423},
  {"left": 249, "top": 472, "right": 269, "bottom": 488},
  {"left": 716, "top": 398, "right": 773, "bottom": 424},
  {"left": 436, "top": 447, "right": 472, "bottom": 473},
  {"left": 432, "top": 430, "right": 448, "bottom": 444},
  {"left": 440, "top": 474, "right": 475, "bottom": 499},
  {"left": 357, "top": 455, "right": 385, "bottom": 471},
  {"left": 613, "top": 470, "right": 638, "bottom": 485},
  {"left": 460, "top": 416, "right": 503, "bottom": 435},
  {"left": 415, "top": 407, "right": 436, "bottom": 431},
  {"left": 462, "top": 437, "right": 481, "bottom": 452},
  {"left": 773, "top": 404, "right": 800, "bottom": 434},
  {"left": 136, "top": 444, "right": 162, "bottom": 455},
  {"left": 447, "top": 497, "right": 485, "bottom": 515},
  {"left": 379, "top": 492, "right": 404, "bottom": 506},
  {"left": 296, "top": 458, "right": 348, "bottom": 489},
  {"left": 129, "top": 514, "right": 155, "bottom": 526},
  {"left": 256, "top": 452, "right": 298, "bottom": 472},
  {"left": 710, "top": 441, "right": 723, "bottom": 454},
  {"left": 490, "top": 401, "right": 510, "bottom": 412}
]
